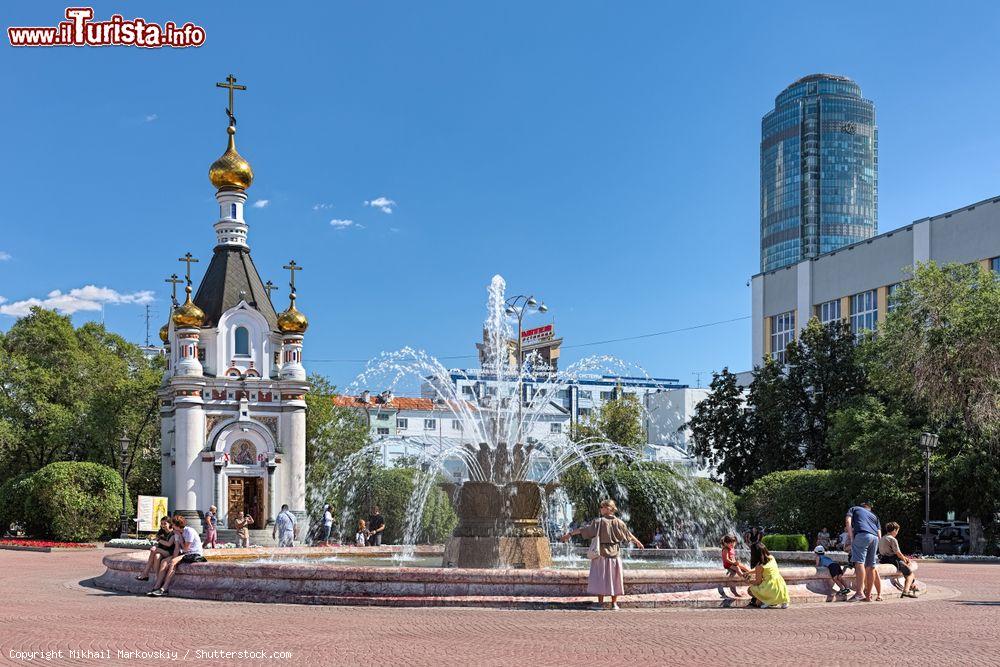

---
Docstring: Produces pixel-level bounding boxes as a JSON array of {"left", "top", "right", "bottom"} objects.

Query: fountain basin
[
  {"left": 444, "top": 481, "right": 552, "bottom": 569},
  {"left": 95, "top": 547, "right": 908, "bottom": 608}
]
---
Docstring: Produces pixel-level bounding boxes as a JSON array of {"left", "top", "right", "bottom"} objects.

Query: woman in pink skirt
[{"left": 560, "top": 499, "right": 644, "bottom": 610}]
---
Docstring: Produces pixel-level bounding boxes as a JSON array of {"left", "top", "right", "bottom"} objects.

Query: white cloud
[
  {"left": 0, "top": 285, "right": 155, "bottom": 318},
  {"left": 329, "top": 219, "right": 355, "bottom": 229},
  {"left": 364, "top": 196, "right": 396, "bottom": 214},
  {"left": 0, "top": 251, "right": 10, "bottom": 261},
  {"left": 0, "top": 296, "right": 6, "bottom": 304},
  {"left": 145, "top": 114, "right": 158, "bottom": 122},
  {"left": 313, "top": 203, "right": 334, "bottom": 210},
  {"left": 252, "top": 199, "right": 270, "bottom": 208}
]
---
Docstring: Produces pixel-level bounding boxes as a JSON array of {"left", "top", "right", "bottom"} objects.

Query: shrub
[
  {"left": 0, "top": 473, "right": 34, "bottom": 533},
  {"left": 762, "top": 534, "right": 809, "bottom": 552},
  {"left": 738, "top": 469, "right": 920, "bottom": 549},
  {"left": 786, "top": 534, "right": 810, "bottom": 551},
  {"left": 762, "top": 534, "right": 785, "bottom": 551},
  {"left": 23, "top": 462, "right": 131, "bottom": 542},
  {"left": 561, "top": 461, "right": 737, "bottom": 547}
]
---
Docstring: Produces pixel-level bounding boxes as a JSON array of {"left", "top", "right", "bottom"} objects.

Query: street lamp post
[
  {"left": 920, "top": 432, "right": 939, "bottom": 555},
  {"left": 504, "top": 294, "right": 548, "bottom": 442},
  {"left": 118, "top": 435, "right": 131, "bottom": 539}
]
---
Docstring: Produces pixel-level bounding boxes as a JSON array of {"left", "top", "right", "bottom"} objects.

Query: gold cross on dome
[
  {"left": 282, "top": 260, "right": 302, "bottom": 293},
  {"left": 164, "top": 273, "right": 183, "bottom": 306},
  {"left": 216, "top": 74, "right": 247, "bottom": 126},
  {"left": 178, "top": 252, "right": 199, "bottom": 285}
]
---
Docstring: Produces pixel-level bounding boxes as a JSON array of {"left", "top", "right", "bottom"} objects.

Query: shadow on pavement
[{"left": 78, "top": 577, "right": 135, "bottom": 596}]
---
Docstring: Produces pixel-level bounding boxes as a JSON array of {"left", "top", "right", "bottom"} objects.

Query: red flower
[{"left": 0, "top": 539, "right": 92, "bottom": 548}]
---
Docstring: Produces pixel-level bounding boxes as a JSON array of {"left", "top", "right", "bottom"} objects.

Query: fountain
[
  {"left": 315, "top": 274, "right": 734, "bottom": 569},
  {"left": 444, "top": 443, "right": 552, "bottom": 568},
  {"left": 95, "top": 274, "right": 912, "bottom": 606}
]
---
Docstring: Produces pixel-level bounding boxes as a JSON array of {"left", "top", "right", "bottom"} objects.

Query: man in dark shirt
[
  {"left": 367, "top": 505, "right": 386, "bottom": 546},
  {"left": 845, "top": 501, "right": 882, "bottom": 602}
]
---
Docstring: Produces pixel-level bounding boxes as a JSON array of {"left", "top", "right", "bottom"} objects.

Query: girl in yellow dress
[{"left": 747, "top": 544, "right": 790, "bottom": 608}]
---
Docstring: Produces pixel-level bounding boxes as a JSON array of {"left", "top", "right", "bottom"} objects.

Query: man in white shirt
[
  {"left": 149, "top": 515, "right": 206, "bottom": 597},
  {"left": 321, "top": 504, "right": 334, "bottom": 545},
  {"left": 837, "top": 530, "right": 850, "bottom": 551},
  {"left": 273, "top": 504, "right": 297, "bottom": 547}
]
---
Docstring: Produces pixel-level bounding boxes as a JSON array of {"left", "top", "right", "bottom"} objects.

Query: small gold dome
[
  {"left": 159, "top": 322, "right": 170, "bottom": 343},
  {"left": 209, "top": 126, "right": 254, "bottom": 190},
  {"left": 172, "top": 291, "right": 205, "bottom": 328},
  {"left": 277, "top": 300, "right": 309, "bottom": 334}
]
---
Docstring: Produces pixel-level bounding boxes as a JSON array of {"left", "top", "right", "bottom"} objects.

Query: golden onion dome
[
  {"left": 172, "top": 290, "right": 206, "bottom": 328},
  {"left": 159, "top": 322, "right": 170, "bottom": 344},
  {"left": 277, "top": 298, "right": 309, "bottom": 334},
  {"left": 209, "top": 126, "right": 254, "bottom": 190}
]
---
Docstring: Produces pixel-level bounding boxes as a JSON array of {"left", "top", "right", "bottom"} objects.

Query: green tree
[
  {"left": 689, "top": 322, "right": 863, "bottom": 493},
  {"left": 872, "top": 262, "right": 1000, "bottom": 440},
  {"left": 744, "top": 357, "right": 805, "bottom": 478},
  {"left": 687, "top": 368, "right": 754, "bottom": 492},
  {"left": 782, "top": 318, "right": 865, "bottom": 467},
  {"left": 827, "top": 394, "right": 922, "bottom": 475},
  {"left": 334, "top": 465, "right": 457, "bottom": 544},
  {"left": 0, "top": 308, "right": 163, "bottom": 500},
  {"left": 0, "top": 308, "right": 85, "bottom": 474},
  {"left": 561, "top": 460, "right": 736, "bottom": 546},
  {"left": 866, "top": 262, "right": 1000, "bottom": 552},
  {"left": 572, "top": 392, "right": 645, "bottom": 450},
  {"left": 304, "top": 372, "right": 336, "bottom": 447},
  {"left": 305, "top": 375, "right": 372, "bottom": 517}
]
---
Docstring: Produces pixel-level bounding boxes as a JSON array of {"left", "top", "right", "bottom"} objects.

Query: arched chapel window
[{"left": 235, "top": 326, "right": 250, "bottom": 356}]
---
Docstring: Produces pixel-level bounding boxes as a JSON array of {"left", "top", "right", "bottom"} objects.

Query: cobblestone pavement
[{"left": 0, "top": 549, "right": 997, "bottom": 666}]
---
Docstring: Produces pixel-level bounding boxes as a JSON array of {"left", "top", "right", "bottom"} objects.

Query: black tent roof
[{"left": 192, "top": 245, "right": 279, "bottom": 331}]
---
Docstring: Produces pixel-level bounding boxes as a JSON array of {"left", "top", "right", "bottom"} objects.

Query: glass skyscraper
[{"left": 760, "top": 74, "right": 878, "bottom": 272}]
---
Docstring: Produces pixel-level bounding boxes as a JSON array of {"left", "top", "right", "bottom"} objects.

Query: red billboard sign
[{"left": 521, "top": 324, "right": 554, "bottom": 344}]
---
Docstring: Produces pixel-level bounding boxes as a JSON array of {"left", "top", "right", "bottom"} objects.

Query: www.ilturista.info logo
[{"left": 8, "top": 7, "right": 205, "bottom": 48}]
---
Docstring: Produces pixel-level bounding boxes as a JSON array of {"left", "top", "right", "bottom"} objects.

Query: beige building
[{"left": 751, "top": 195, "right": 1000, "bottom": 363}]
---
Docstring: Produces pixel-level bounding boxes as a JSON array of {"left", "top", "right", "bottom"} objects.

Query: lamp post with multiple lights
[
  {"left": 919, "top": 432, "right": 939, "bottom": 555},
  {"left": 504, "top": 294, "right": 548, "bottom": 440},
  {"left": 118, "top": 435, "right": 131, "bottom": 539}
]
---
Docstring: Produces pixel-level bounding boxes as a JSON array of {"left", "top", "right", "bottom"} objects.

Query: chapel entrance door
[
  {"left": 227, "top": 477, "right": 246, "bottom": 528},
  {"left": 227, "top": 477, "right": 265, "bottom": 528},
  {"left": 244, "top": 478, "right": 263, "bottom": 528}
]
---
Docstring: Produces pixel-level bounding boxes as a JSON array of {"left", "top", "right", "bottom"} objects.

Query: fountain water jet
[{"left": 307, "top": 274, "right": 736, "bottom": 568}]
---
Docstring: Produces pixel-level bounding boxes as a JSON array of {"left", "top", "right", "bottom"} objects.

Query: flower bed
[
  {"left": 104, "top": 538, "right": 155, "bottom": 549},
  {"left": 915, "top": 554, "right": 1000, "bottom": 562},
  {"left": 0, "top": 538, "right": 96, "bottom": 552}
]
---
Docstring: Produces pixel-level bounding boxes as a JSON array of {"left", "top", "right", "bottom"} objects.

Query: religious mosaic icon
[{"left": 231, "top": 440, "right": 257, "bottom": 465}]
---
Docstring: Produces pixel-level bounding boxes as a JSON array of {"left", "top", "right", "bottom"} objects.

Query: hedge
[
  {"left": 2, "top": 462, "right": 131, "bottom": 542},
  {"left": 738, "top": 469, "right": 921, "bottom": 549},
  {"left": 762, "top": 534, "right": 810, "bottom": 552}
]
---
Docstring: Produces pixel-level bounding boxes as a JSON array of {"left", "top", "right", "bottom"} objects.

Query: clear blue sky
[{"left": 3, "top": 1, "right": 999, "bottom": 388}]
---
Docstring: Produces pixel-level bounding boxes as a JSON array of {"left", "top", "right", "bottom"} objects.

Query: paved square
[{"left": 0, "top": 549, "right": 997, "bottom": 666}]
